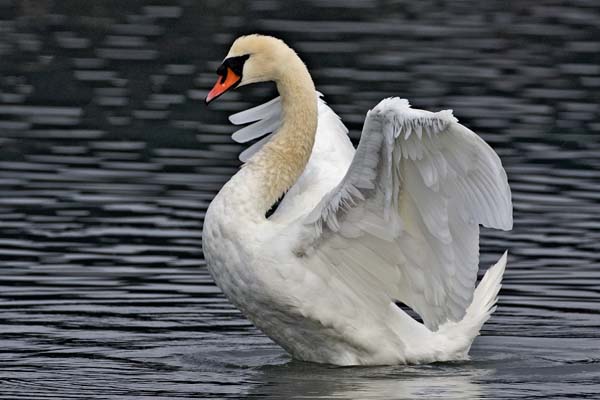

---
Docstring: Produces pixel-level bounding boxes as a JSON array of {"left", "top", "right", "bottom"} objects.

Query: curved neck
[{"left": 242, "top": 55, "right": 318, "bottom": 217}]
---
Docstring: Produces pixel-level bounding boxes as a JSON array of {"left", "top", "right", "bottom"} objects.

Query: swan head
[{"left": 205, "top": 34, "right": 294, "bottom": 104}]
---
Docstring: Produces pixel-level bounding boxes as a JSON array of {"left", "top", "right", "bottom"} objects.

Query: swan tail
[{"left": 435, "top": 251, "right": 508, "bottom": 359}]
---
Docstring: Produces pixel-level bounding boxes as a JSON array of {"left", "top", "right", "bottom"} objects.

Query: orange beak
[{"left": 205, "top": 67, "right": 241, "bottom": 104}]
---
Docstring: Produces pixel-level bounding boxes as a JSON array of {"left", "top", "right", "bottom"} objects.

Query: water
[{"left": 1, "top": 0, "right": 599, "bottom": 398}]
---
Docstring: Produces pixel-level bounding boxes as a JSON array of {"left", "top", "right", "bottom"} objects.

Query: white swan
[{"left": 203, "top": 34, "right": 512, "bottom": 366}]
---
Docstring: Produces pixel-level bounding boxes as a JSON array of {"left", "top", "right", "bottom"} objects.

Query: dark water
[{"left": 1, "top": 0, "right": 599, "bottom": 398}]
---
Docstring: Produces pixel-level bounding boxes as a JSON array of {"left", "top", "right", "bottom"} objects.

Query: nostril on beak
[{"left": 216, "top": 64, "right": 227, "bottom": 84}]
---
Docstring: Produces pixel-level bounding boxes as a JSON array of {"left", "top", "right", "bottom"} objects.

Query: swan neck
[{"left": 244, "top": 55, "right": 318, "bottom": 217}]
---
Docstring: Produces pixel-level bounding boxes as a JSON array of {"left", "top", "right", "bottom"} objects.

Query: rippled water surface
[{"left": 1, "top": 1, "right": 599, "bottom": 398}]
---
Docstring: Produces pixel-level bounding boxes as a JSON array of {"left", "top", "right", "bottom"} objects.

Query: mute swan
[{"left": 203, "top": 34, "right": 512, "bottom": 366}]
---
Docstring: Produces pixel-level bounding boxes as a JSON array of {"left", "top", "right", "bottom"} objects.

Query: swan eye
[{"left": 221, "top": 54, "right": 250, "bottom": 77}]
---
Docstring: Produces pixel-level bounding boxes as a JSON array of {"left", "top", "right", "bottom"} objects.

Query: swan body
[{"left": 203, "top": 35, "right": 512, "bottom": 365}]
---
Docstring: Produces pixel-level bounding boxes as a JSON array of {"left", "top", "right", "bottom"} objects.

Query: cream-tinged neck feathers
[{"left": 230, "top": 36, "right": 318, "bottom": 217}]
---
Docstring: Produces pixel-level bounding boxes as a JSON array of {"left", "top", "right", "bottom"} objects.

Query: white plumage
[{"left": 203, "top": 34, "right": 513, "bottom": 366}]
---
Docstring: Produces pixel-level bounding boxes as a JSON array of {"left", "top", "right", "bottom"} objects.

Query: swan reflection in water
[
  {"left": 192, "top": 344, "right": 488, "bottom": 399},
  {"left": 249, "top": 357, "right": 486, "bottom": 400}
]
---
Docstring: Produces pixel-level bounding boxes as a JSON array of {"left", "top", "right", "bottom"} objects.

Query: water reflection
[
  {"left": 188, "top": 335, "right": 600, "bottom": 399},
  {"left": 1, "top": 0, "right": 599, "bottom": 398},
  {"left": 250, "top": 362, "right": 484, "bottom": 400}
]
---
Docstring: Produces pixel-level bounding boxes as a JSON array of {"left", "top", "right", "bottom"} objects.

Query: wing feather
[{"left": 296, "top": 97, "right": 512, "bottom": 329}]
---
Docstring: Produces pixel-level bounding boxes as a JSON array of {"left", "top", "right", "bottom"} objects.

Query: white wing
[
  {"left": 297, "top": 97, "right": 512, "bottom": 330},
  {"left": 229, "top": 95, "right": 282, "bottom": 163},
  {"left": 230, "top": 92, "right": 355, "bottom": 223}
]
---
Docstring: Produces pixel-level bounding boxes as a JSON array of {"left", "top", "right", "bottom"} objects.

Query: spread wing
[
  {"left": 230, "top": 92, "right": 355, "bottom": 223},
  {"left": 298, "top": 98, "right": 512, "bottom": 330}
]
